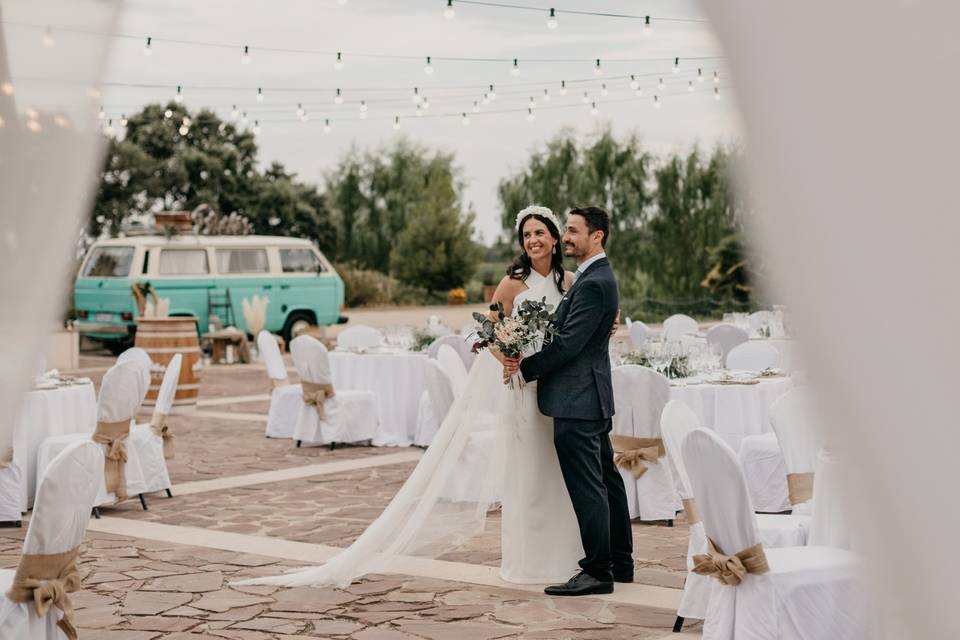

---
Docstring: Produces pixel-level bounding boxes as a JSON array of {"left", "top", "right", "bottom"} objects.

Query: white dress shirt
[{"left": 572, "top": 251, "right": 607, "bottom": 285}]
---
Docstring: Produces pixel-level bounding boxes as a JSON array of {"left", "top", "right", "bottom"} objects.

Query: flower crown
[{"left": 515, "top": 205, "right": 563, "bottom": 234}]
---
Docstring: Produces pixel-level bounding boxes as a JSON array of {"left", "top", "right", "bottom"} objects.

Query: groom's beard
[{"left": 563, "top": 243, "right": 581, "bottom": 258}]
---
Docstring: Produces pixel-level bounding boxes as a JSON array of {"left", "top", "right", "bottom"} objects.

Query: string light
[
  {"left": 713, "top": 71, "right": 720, "bottom": 84},
  {"left": 253, "top": 120, "right": 261, "bottom": 135},
  {"left": 164, "top": 108, "right": 173, "bottom": 119},
  {"left": 296, "top": 103, "right": 305, "bottom": 117},
  {"left": 543, "top": 88, "right": 551, "bottom": 102},
  {"left": 629, "top": 75, "right": 639, "bottom": 90},
  {"left": 582, "top": 91, "right": 589, "bottom": 104},
  {"left": 511, "top": 58, "right": 520, "bottom": 77},
  {"left": 547, "top": 8, "right": 558, "bottom": 30},
  {"left": 482, "top": 92, "right": 490, "bottom": 105},
  {"left": 658, "top": 77, "right": 665, "bottom": 90},
  {"left": 424, "top": 56, "right": 434, "bottom": 75},
  {"left": 178, "top": 122, "right": 189, "bottom": 135},
  {"left": 559, "top": 80, "right": 568, "bottom": 96},
  {"left": 488, "top": 84, "right": 496, "bottom": 100},
  {"left": 41, "top": 27, "right": 56, "bottom": 48},
  {"left": 105, "top": 119, "right": 115, "bottom": 135},
  {"left": 672, "top": 57, "right": 680, "bottom": 74},
  {"left": 300, "top": 110, "right": 309, "bottom": 123},
  {"left": 461, "top": 112, "right": 470, "bottom": 126},
  {"left": 688, "top": 81, "right": 694, "bottom": 92},
  {"left": 334, "top": 88, "right": 343, "bottom": 104},
  {"left": 472, "top": 100, "right": 480, "bottom": 112},
  {"left": 528, "top": 96, "right": 536, "bottom": 109},
  {"left": 359, "top": 100, "right": 368, "bottom": 113},
  {"left": 416, "top": 105, "right": 424, "bottom": 116},
  {"left": 412, "top": 87, "right": 422, "bottom": 104},
  {"left": 714, "top": 87, "right": 720, "bottom": 101},
  {"left": 98, "top": 106, "right": 105, "bottom": 120},
  {"left": 698, "top": 68, "right": 704, "bottom": 83},
  {"left": 335, "top": 52, "right": 344, "bottom": 70},
  {"left": 590, "top": 102, "right": 599, "bottom": 117},
  {"left": 324, "top": 118, "right": 332, "bottom": 133},
  {"left": 360, "top": 111, "right": 367, "bottom": 120},
  {"left": 231, "top": 105, "right": 239, "bottom": 119},
  {"left": 1, "top": 82, "right": 14, "bottom": 96},
  {"left": 143, "top": 37, "right": 152, "bottom": 56},
  {"left": 393, "top": 115, "right": 401, "bottom": 130},
  {"left": 526, "top": 108, "right": 535, "bottom": 122},
  {"left": 256, "top": 87, "right": 265, "bottom": 102},
  {"left": 241, "top": 111, "right": 249, "bottom": 125},
  {"left": 120, "top": 114, "right": 128, "bottom": 127},
  {"left": 174, "top": 85, "right": 184, "bottom": 103},
  {"left": 422, "top": 96, "right": 430, "bottom": 109},
  {"left": 241, "top": 45, "right": 251, "bottom": 65},
  {"left": 594, "top": 59, "right": 603, "bottom": 76},
  {"left": 26, "top": 118, "right": 42, "bottom": 134},
  {"left": 600, "top": 83, "right": 609, "bottom": 97},
  {"left": 25, "top": 108, "right": 39, "bottom": 120},
  {"left": 444, "top": 0, "right": 455, "bottom": 20},
  {"left": 55, "top": 114, "right": 70, "bottom": 128},
  {"left": 635, "top": 87, "right": 643, "bottom": 97},
  {"left": 653, "top": 95, "right": 661, "bottom": 109},
  {"left": 643, "top": 16, "right": 652, "bottom": 36}
]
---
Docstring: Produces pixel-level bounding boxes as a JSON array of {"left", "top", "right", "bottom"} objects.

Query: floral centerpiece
[
  {"left": 621, "top": 351, "right": 692, "bottom": 379},
  {"left": 471, "top": 297, "right": 556, "bottom": 388}
]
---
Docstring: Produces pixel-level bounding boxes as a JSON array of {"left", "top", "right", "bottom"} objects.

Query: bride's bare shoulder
[{"left": 494, "top": 275, "right": 526, "bottom": 301}]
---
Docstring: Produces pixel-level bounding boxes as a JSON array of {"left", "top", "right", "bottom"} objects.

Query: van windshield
[{"left": 81, "top": 247, "right": 134, "bottom": 278}]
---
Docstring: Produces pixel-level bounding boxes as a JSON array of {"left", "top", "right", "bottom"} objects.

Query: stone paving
[{"left": 4, "top": 353, "right": 701, "bottom": 638}]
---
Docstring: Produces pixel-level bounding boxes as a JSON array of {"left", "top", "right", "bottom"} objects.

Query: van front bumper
[{"left": 75, "top": 321, "right": 134, "bottom": 337}]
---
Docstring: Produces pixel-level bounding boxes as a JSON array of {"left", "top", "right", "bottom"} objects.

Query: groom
[{"left": 504, "top": 206, "right": 633, "bottom": 596}]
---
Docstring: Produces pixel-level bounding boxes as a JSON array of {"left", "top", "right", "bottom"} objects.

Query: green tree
[{"left": 390, "top": 168, "right": 481, "bottom": 292}]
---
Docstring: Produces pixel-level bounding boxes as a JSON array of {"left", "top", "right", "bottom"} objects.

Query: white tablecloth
[
  {"left": 329, "top": 351, "right": 430, "bottom": 446},
  {"left": 809, "top": 450, "right": 852, "bottom": 549},
  {"left": 669, "top": 376, "right": 793, "bottom": 451},
  {"left": 12, "top": 382, "right": 97, "bottom": 509}
]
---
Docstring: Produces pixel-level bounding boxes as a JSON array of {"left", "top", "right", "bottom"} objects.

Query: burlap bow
[
  {"left": 681, "top": 497, "right": 701, "bottom": 525},
  {"left": 271, "top": 377, "right": 290, "bottom": 390},
  {"left": 150, "top": 413, "right": 174, "bottom": 460},
  {"left": 692, "top": 539, "right": 769, "bottom": 586},
  {"left": 787, "top": 472, "right": 814, "bottom": 505},
  {"left": 301, "top": 381, "right": 336, "bottom": 419},
  {"left": 0, "top": 445, "right": 13, "bottom": 470},
  {"left": 610, "top": 435, "right": 665, "bottom": 478},
  {"left": 6, "top": 547, "right": 81, "bottom": 640},
  {"left": 92, "top": 419, "right": 130, "bottom": 501}
]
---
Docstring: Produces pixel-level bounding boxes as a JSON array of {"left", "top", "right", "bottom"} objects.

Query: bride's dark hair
[{"left": 507, "top": 212, "right": 566, "bottom": 294}]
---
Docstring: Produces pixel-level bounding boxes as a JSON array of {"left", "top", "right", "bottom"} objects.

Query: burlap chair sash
[
  {"left": 0, "top": 445, "right": 13, "bottom": 470},
  {"left": 270, "top": 377, "right": 290, "bottom": 390},
  {"left": 5, "top": 547, "right": 81, "bottom": 640},
  {"left": 682, "top": 497, "right": 701, "bottom": 525},
  {"left": 787, "top": 472, "right": 814, "bottom": 505},
  {"left": 302, "top": 381, "right": 336, "bottom": 419},
  {"left": 92, "top": 419, "right": 130, "bottom": 500},
  {"left": 150, "top": 413, "right": 174, "bottom": 460},
  {"left": 610, "top": 435, "right": 665, "bottom": 478},
  {"left": 693, "top": 538, "right": 770, "bottom": 586}
]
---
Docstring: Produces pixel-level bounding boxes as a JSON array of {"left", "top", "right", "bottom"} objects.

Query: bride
[{"left": 240, "top": 205, "right": 587, "bottom": 587}]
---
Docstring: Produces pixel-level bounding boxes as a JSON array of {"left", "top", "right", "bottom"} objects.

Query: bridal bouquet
[{"left": 471, "top": 298, "right": 556, "bottom": 389}]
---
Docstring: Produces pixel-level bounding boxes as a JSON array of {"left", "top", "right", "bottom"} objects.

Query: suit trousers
[{"left": 553, "top": 417, "right": 633, "bottom": 582}]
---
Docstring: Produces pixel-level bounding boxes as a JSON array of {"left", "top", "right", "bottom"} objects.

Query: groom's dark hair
[{"left": 569, "top": 206, "right": 610, "bottom": 247}]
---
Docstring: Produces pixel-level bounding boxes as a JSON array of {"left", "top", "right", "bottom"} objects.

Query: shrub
[{"left": 335, "top": 263, "right": 394, "bottom": 307}]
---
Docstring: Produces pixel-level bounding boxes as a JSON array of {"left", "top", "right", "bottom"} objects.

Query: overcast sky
[{"left": 7, "top": 0, "right": 742, "bottom": 243}]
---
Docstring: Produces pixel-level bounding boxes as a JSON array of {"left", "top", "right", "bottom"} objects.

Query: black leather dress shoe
[{"left": 544, "top": 571, "right": 614, "bottom": 596}]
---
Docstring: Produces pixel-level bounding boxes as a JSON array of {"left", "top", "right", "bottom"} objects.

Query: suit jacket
[{"left": 519, "top": 256, "right": 618, "bottom": 421}]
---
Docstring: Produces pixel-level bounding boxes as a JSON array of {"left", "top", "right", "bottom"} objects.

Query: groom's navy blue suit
[{"left": 519, "top": 255, "right": 633, "bottom": 582}]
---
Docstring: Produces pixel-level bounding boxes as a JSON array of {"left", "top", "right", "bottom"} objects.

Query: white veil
[{"left": 238, "top": 349, "right": 508, "bottom": 587}]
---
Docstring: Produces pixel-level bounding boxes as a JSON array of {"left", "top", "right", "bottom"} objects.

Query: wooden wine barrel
[{"left": 134, "top": 317, "right": 202, "bottom": 412}]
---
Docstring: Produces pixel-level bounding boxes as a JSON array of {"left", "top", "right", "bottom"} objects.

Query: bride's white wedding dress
[{"left": 238, "top": 269, "right": 582, "bottom": 588}]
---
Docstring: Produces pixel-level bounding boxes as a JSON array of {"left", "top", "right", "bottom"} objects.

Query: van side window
[
  {"left": 142, "top": 250, "right": 150, "bottom": 275},
  {"left": 217, "top": 249, "right": 269, "bottom": 274},
  {"left": 159, "top": 249, "right": 209, "bottom": 275},
  {"left": 280, "top": 248, "right": 324, "bottom": 273},
  {"left": 82, "top": 247, "right": 134, "bottom": 277}
]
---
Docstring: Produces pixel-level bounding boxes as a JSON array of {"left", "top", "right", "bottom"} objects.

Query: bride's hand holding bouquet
[{"left": 471, "top": 298, "right": 556, "bottom": 389}]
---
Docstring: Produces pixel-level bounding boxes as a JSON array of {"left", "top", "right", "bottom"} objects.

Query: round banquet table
[
  {"left": 668, "top": 376, "right": 793, "bottom": 451},
  {"left": 328, "top": 350, "right": 430, "bottom": 446},
  {"left": 12, "top": 381, "right": 97, "bottom": 509}
]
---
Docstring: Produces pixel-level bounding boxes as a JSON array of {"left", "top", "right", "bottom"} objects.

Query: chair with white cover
[
  {"left": 427, "top": 334, "right": 476, "bottom": 371},
  {"left": 290, "top": 336, "right": 378, "bottom": 448},
  {"left": 117, "top": 347, "right": 152, "bottom": 372},
  {"left": 0, "top": 440, "right": 103, "bottom": 640},
  {"left": 129, "top": 353, "right": 180, "bottom": 497},
  {"left": 738, "top": 433, "right": 791, "bottom": 513},
  {"left": 661, "top": 400, "right": 811, "bottom": 631},
  {"left": 681, "top": 428, "right": 865, "bottom": 640},
  {"left": 436, "top": 345, "right": 468, "bottom": 397},
  {"left": 770, "top": 388, "right": 823, "bottom": 514},
  {"left": 749, "top": 310, "right": 776, "bottom": 335},
  {"left": 336, "top": 325, "right": 384, "bottom": 350},
  {"left": 628, "top": 320, "right": 648, "bottom": 351},
  {"left": 258, "top": 331, "right": 304, "bottom": 439},
  {"left": 705, "top": 324, "right": 749, "bottom": 367},
  {"left": 610, "top": 365, "right": 679, "bottom": 522},
  {"left": 0, "top": 455, "right": 22, "bottom": 526},
  {"left": 36, "top": 361, "right": 149, "bottom": 511},
  {"left": 663, "top": 314, "right": 699, "bottom": 340},
  {"left": 415, "top": 359, "right": 455, "bottom": 447},
  {"left": 725, "top": 341, "right": 780, "bottom": 371}
]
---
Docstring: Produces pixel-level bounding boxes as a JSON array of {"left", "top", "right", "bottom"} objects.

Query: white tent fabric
[
  {"left": 661, "top": 401, "right": 810, "bottom": 623},
  {"left": 258, "top": 331, "right": 303, "bottom": 439},
  {"left": 738, "top": 433, "right": 791, "bottom": 513},
  {"left": 130, "top": 353, "right": 180, "bottom": 494},
  {"left": 706, "top": 324, "right": 750, "bottom": 367},
  {"left": 36, "top": 361, "right": 149, "bottom": 508},
  {"left": 0, "top": 440, "right": 102, "bottom": 639},
  {"left": 436, "top": 345, "right": 468, "bottom": 397},
  {"left": 663, "top": 314, "right": 699, "bottom": 340},
  {"left": 628, "top": 321, "right": 649, "bottom": 351},
  {"left": 726, "top": 341, "right": 781, "bottom": 371},
  {"left": 426, "top": 335, "right": 476, "bottom": 371},
  {"left": 682, "top": 428, "right": 865, "bottom": 639},
  {"left": 336, "top": 325, "right": 384, "bottom": 350},
  {"left": 610, "top": 365, "right": 679, "bottom": 521},
  {"left": 289, "top": 336, "right": 377, "bottom": 446}
]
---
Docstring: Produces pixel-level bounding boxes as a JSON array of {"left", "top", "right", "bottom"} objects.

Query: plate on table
[{"left": 33, "top": 380, "right": 58, "bottom": 390}]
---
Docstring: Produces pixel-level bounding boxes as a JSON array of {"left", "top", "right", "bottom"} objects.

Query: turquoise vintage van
[{"left": 74, "top": 235, "right": 346, "bottom": 353}]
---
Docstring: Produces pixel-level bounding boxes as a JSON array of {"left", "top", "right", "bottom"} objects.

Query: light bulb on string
[
  {"left": 526, "top": 108, "right": 535, "bottom": 122},
  {"left": 164, "top": 109, "right": 173, "bottom": 119},
  {"left": 253, "top": 120, "right": 261, "bottom": 135},
  {"left": 672, "top": 57, "right": 680, "bottom": 74},
  {"left": 241, "top": 45, "right": 251, "bottom": 65},
  {"left": 714, "top": 87, "right": 721, "bottom": 101},
  {"left": 359, "top": 100, "right": 368, "bottom": 113},
  {"left": 688, "top": 81, "right": 694, "bottom": 92},
  {"left": 324, "top": 119, "right": 332, "bottom": 133},
  {"left": 546, "top": 8, "right": 558, "bottom": 29},
  {"left": 359, "top": 111, "right": 367, "bottom": 120},
  {"left": 482, "top": 92, "right": 490, "bottom": 105},
  {"left": 629, "top": 75, "right": 639, "bottom": 90},
  {"left": 444, "top": 0, "right": 455, "bottom": 20},
  {"left": 54, "top": 114, "right": 69, "bottom": 128},
  {"left": 461, "top": 112, "right": 470, "bottom": 126},
  {"left": 658, "top": 77, "right": 665, "bottom": 91},
  {"left": 543, "top": 88, "right": 551, "bottom": 102},
  {"left": 412, "top": 87, "right": 422, "bottom": 104},
  {"left": 178, "top": 123, "right": 189, "bottom": 136},
  {"left": 256, "top": 87, "right": 264, "bottom": 103},
  {"left": 653, "top": 95, "right": 661, "bottom": 109},
  {"left": 424, "top": 56, "right": 434, "bottom": 75},
  {"left": 98, "top": 106, "right": 105, "bottom": 120},
  {"left": 296, "top": 103, "right": 305, "bottom": 117},
  {"left": 422, "top": 97, "right": 430, "bottom": 110},
  {"left": 559, "top": 80, "right": 568, "bottom": 96},
  {"left": 41, "top": 27, "right": 56, "bottom": 48},
  {"left": 25, "top": 107, "right": 39, "bottom": 121},
  {"left": 26, "top": 118, "right": 41, "bottom": 134},
  {"left": 231, "top": 105, "right": 239, "bottom": 119},
  {"left": 528, "top": 96, "right": 536, "bottom": 109},
  {"left": 472, "top": 100, "right": 480, "bottom": 113},
  {"left": 174, "top": 85, "right": 184, "bottom": 103},
  {"left": 594, "top": 59, "right": 603, "bottom": 76},
  {"left": 241, "top": 112, "right": 249, "bottom": 125},
  {"left": 511, "top": 58, "right": 520, "bottom": 77},
  {"left": 300, "top": 111, "right": 309, "bottom": 123},
  {"left": 635, "top": 87, "right": 643, "bottom": 97},
  {"left": 182, "top": 116, "right": 191, "bottom": 127},
  {"left": 643, "top": 16, "right": 652, "bottom": 36},
  {"left": 582, "top": 91, "right": 589, "bottom": 104},
  {"left": 143, "top": 37, "right": 152, "bottom": 56},
  {"left": 590, "top": 102, "right": 599, "bottom": 117},
  {"left": 335, "top": 52, "right": 344, "bottom": 70},
  {"left": 713, "top": 71, "right": 720, "bottom": 84},
  {"left": 600, "top": 83, "right": 608, "bottom": 97},
  {"left": 416, "top": 105, "right": 424, "bottom": 117},
  {"left": 105, "top": 119, "right": 114, "bottom": 136},
  {"left": 334, "top": 88, "right": 343, "bottom": 104},
  {"left": 393, "top": 116, "right": 401, "bottom": 130},
  {"left": 119, "top": 115, "right": 128, "bottom": 127},
  {"left": 698, "top": 68, "right": 705, "bottom": 83},
  {"left": 488, "top": 85, "right": 496, "bottom": 101}
]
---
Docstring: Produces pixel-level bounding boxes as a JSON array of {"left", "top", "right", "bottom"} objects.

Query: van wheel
[{"left": 282, "top": 312, "right": 316, "bottom": 347}]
